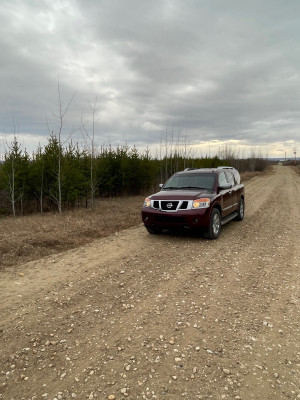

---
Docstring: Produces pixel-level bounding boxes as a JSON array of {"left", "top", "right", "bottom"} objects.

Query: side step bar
[{"left": 221, "top": 211, "right": 238, "bottom": 225}]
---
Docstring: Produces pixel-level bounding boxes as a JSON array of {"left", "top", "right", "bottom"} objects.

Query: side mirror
[
  {"left": 159, "top": 183, "right": 164, "bottom": 189},
  {"left": 218, "top": 183, "right": 232, "bottom": 190}
]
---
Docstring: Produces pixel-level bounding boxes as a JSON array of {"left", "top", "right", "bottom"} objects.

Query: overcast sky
[{"left": 1, "top": 0, "right": 299, "bottom": 159}]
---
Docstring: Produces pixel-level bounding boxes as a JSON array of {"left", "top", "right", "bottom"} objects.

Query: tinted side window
[
  {"left": 218, "top": 172, "right": 227, "bottom": 186},
  {"left": 233, "top": 170, "right": 241, "bottom": 184},
  {"left": 225, "top": 171, "right": 235, "bottom": 186}
]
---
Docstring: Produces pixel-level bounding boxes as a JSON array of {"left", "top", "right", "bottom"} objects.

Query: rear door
[
  {"left": 218, "top": 171, "right": 233, "bottom": 217},
  {"left": 225, "top": 171, "right": 238, "bottom": 210}
]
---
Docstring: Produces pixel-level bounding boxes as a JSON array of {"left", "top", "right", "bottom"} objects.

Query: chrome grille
[
  {"left": 150, "top": 199, "right": 193, "bottom": 211},
  {"left": 161, "top": 201, "right": 179, "bottom": 211}
]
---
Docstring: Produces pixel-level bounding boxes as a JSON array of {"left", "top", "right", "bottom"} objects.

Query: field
[
  {"left": 1, "top": 166, "right": 300, "bottom": 400},
  {"left": 0, "top": 196, "right": 145, "bottom": 270}
]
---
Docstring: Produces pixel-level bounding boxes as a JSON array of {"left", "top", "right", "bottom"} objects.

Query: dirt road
[{"left": 1, "top": 165, "right": 300, "bottom": 400}]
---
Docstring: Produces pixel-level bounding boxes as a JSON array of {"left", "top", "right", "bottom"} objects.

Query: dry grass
[
  {"left": 241, "top": 166, "right": 273, "bottom": 181},
  {"left": 0, "top": 196, "right": 145, "bottom": 270},
  {"left": 292, "top": 165, "right": 300, "bottom": 175},
  {"left": 241, "top": 171, "right": 265, "bottom": 181}
]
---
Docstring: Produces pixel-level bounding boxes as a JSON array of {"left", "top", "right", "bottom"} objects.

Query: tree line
[{"left": 0, "top": 135, "right": 269, "bottom": 217}]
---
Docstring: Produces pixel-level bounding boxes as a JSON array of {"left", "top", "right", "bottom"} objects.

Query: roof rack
[
  {"left": 217, "top": 166, "right": 234, "bottom": 170},
  {"left": 184, "top": 167, "right": 198, "bottom": 171}
]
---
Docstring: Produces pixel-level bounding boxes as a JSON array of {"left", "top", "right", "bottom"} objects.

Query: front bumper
[{"left": 141, "top": 207, "right": 211, "bottom": 229}]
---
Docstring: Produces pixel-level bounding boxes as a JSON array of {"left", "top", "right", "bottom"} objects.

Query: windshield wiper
[
  {"left": 163, "top": 186, "right": 208, "bottom": 190},
  {"left": 178, "top": 186, "right": 207, "bottom": 190}
]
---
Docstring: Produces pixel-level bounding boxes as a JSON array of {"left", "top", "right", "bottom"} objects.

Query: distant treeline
[{"left": 0, "top": 135, "right": 269, "bottom": 216}]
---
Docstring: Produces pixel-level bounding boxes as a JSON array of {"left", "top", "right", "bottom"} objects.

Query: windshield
[{"left": 163, "top": 174, "right": 215, "bottom": 190}]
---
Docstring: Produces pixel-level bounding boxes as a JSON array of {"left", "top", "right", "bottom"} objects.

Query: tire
[
  {"left": 204, "top": 208, "right": 221, "bottom": 240},
  {"left": 145, "top": 225, "right": 163, "bottom": 234},
  {"left": 235, "top": 197, "right": 245, "bottom": 221}
]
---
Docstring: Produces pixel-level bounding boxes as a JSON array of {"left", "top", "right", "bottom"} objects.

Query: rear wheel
[
  {"left": 235, "top": 198, "right": 245, "bottom": 221},
  {"left": 145, "top": 225, "right": 163, "bottom": 234},
  {"left": 204, "top": 208, "right": 221, "bottom": 240}
]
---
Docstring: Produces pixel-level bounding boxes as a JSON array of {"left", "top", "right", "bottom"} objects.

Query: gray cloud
[{"left": 0, "top": 0, "right": 299, "bottom": 157}]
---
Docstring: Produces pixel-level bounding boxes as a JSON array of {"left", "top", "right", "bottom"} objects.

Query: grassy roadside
[
  {"left": 293, "top": 165, "right": 300, "bottom": 175},
  {"left": 0, "top": 196, "right": 145, "bottom": 270},
  {"left": 0, "top": 170, "right": 270, "bottom": 270}
]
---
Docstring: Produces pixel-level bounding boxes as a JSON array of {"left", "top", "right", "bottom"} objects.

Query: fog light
[
  {"left": 145, "top": 217, "right": 149, "bottom": 221},
  {"left": 193, "top": 218, "right": 198, "bottom": 223}
]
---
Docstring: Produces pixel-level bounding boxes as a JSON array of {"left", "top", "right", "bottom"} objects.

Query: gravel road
[{"left": 1, "top": 165, "right": 299, "bottom": 400}]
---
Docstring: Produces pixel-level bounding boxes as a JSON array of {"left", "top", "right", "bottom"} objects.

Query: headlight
[
  {"left": 192, "top": 198, "right": 210, "bottom": 208},
  {"left": 143, "top": 197, "right": 151, "bottom": 207}
]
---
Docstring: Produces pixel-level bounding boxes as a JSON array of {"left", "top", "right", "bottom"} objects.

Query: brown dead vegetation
[
  {"left": 0, "top": 196, "right": 144, "bottom": 270},
  {"left": 293, "top": 165, "right": 300, "bottom": 175},
  {"left": 241, "top": 166, "right": 274, "bottom": 181}
]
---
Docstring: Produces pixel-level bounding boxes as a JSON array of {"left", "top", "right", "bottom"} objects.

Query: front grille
[
  {"left": 161, "top": 201, "right": 179, "bottom": 211},
  {"left": 153, "top": 201, "right": 159, "bottom": 209},
  {"left": 154, "top": 215, "right": 186, "bottom": 223},
  {"left": 151, "top": 200, "right": 191, "bottom": 211},
  {"left": 180, "top": 201, "right": 188, "bottom": 209}
]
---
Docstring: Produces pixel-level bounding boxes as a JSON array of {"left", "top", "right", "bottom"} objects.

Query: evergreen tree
[
  {"left": 2, "top": 136, "right": 29, "bottom": 216},
  {"left": 43, "top": 134, "right": 62, "bottom": 211},
  {"left": 30, "top": 144, "right": 45, "bottom": 213}
]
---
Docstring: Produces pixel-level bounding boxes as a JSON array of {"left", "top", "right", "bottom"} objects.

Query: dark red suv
[{"left": 141, "top": 167, "right": 245, "bottom": 239}]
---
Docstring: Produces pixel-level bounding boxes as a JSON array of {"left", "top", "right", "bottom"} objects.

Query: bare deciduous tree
[
  {"left": 4, "top": 135, "right": 21, "bottom": 217},
  {"left": 81, "top": 94, "right": 99, "bottom": 211},
  {"left": 50, "top": 77, "right": 76, "bottom": 214}
]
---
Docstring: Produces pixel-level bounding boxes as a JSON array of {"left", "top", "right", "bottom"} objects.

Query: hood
[{"left": 150, "top": 189, "right": 213, "bottom": 200}]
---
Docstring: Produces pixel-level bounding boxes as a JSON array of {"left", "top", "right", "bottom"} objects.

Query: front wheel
[
  {"left": 145, "top": 225, "right": 163, "bottom": 234},
  {"left": 204, "top": 208, "right": 221, "bottom": 240}
]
